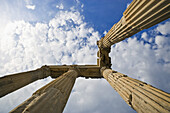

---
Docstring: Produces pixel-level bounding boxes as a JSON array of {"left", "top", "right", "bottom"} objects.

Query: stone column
[
  {"left": 101, "top": 0, "right": 170, "bottom": 48},
  {"left": 0, "top": 66, "right": 51, "bottom": 98},
  {"left": 10, "top": 69, "right": 78, "bottom": 113},
  {"left": 101, "top": 68, "right": 170, "bottom": 113}
]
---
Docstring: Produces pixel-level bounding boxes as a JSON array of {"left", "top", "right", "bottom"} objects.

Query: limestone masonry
[{"left": 0, "top": 0, "right": 170, "bottom": 113}]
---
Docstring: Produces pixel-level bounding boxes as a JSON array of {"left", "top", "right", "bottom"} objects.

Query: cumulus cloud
[
  {"left": 0, "top": 6, "right": 100, "bottom": 113},
  {"left": 0, "top": 1, "right": 169, "bottom": 113},
  {"left": 0, "top": 9, "right": 99, "bottom": 75},
  {"left": 110, "top": 22, "right": 170, "bottom": 93},
  {"left": 141, "top": 32, "right": 148, "bottom": 41},
  {"left": 24, "top": 0, "right": 36, "bottom": 10},
  {"left": 56, "top": 3, "right": 64, "bottom": 10},
  {"left": 64, "top": 78, "right": 135, "bottom": 113},
  {"left": 65, "top": 23, "right": 170, "bottom": 113},
  {"left": 157, "top": 21, "right": 170, "bottom": 35},
  {"left": 75, "top": 0, "right": 80, "bottom": 4},
  {"left": 26, "top": 5, "right": 35, "bottom": 10}
]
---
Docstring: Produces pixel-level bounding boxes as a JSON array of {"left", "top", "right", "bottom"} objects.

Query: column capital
[
  {"left": 97, "top": 39, "right": 112, "bottom": 68},
  {"left": 100, "top": 67, "right": 111, "bottom": 74},
  {"left": 38, "top": 65, "right": 51, "bottom": 78},
  {"left": 68, "top": 65, "right": 80, "bottom": 77}
]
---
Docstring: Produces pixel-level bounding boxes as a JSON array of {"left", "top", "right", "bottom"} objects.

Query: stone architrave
[{"left": 0, "top": 0, "right": 170, "bottom": 113}]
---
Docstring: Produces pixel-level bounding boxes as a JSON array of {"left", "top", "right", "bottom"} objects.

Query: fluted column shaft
[
  {"left": 10, "top": 69, "right": 78, "bottom": 113},
  {"left": 102, "top": 68, "right": 170, "bottom": 113},
  {"left": 0, "top": 66, "right": 51, "bottom": 98},
  {"left": 101, "top": 0, "right": 170, "bottom": 48}
]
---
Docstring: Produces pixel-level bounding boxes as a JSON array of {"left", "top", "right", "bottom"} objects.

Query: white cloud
[
  {"left": 56, "top": 3, "right": 64, "bottom": 10},
  {"left": 24, "top": 0, "right": 36, "bottom": 10},
  {"left": 126, "top": 3, "right": 130, "bottom": 8},
  {"left": 141, "top": 32, "right": 148, "bottom": 41},
  {"left": 75, "top": 0, "right": 80, "bottom": 4},
  {"left": 0, "top": 7, "right": 100, "bottom": 112},
  {"left": 155, "top": 35, "right": 167, "bottom": 48},
  {"left": 0, "top": 1, "right": 169, "bottom": 113},
  {"left": 0, "top": 9, "right": 99, "bottom": 75},
  {"left": 81, "top": 4, "right": 84, "bottom": 8},
  {"left": 157, "top": 21, "right": 170, "bottom": 35},
  {"left": 5, "top": 19, "right": 169, "bottom": 113},
  {"left": 64, "top": 78, "right": 135, "bottom": 113},
  {"left": 26, "top": 5, "right": 35, "bottom": 10},
  {"left": 110, "top": 21, "right": 170, "bottom": 93},
  {"left": 103, "top": 30, "right": 107, "bottom": 36}
]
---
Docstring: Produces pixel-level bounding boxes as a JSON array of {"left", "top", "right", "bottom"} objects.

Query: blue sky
[
  {"left": 0, "top": 0, "right": 169, "bottom": 113},
  {"left": 79, "top": 0, "right": 132, "bottom": 33}
]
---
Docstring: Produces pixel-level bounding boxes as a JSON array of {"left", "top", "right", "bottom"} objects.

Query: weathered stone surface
[
  {"left": 100, "top": 0, "right": 170, "bottom": 48},
  {"left": 0, "top": 65, "right": 103, "bottom": 99},
  {"left": 102, "top": 68, "right": 170, "bottom": 113},
  {"left": 1, "top": 0, "right": 170, "bottom": 113},
  {"left": 97, "top": 39, "right": 111, "bottom": 68},
  {"left": 10, "top": 69, "right": 78, "bottom": 113},
  {"left": 0, "top": 66, "right": 51, "bottom": 98},
  {"left": 49, "top": 65, "right": 102, "bottom": 78}
]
